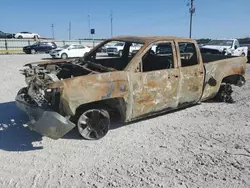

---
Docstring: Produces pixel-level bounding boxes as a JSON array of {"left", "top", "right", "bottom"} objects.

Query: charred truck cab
[{"left": 15, "top": 36, "right": 247, "bottom": 140}]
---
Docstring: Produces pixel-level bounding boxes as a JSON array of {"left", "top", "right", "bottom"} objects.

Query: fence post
[
  {"left": 63, "top": 41, "right": 65, "bottom": 45},
  {"left": 4, "top": 39, "right": 8, "bottom": 54},
  {"left": 28, "top": 40, "right": 30, "bottom": 46}
]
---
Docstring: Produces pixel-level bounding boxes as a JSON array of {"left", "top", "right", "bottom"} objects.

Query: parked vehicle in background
[
  {"left": 14, "top": 31, "right": 40, "bottom": 39},
  {"left": 106, "top": 42, "right": 142, "bottom": 56},
  {"left": 50, "top": 44, "right": 91, "bottom": 59},
  {"left": 201, "top": 38, "right": 248, "bottom": 56},
  {"left": 0, "top": 31, "right": 13, "bottom": 38},
  {"left": 23, "top": 41, "right": 57, "bottom": 54},
  {"left": 240, "top": 43, "right": 250, "bottom": 60},
  {"left": 16, "top": 36, "right": 247, "bottom": 140}
]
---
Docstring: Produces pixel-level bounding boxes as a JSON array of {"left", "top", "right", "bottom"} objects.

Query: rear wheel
[
  {"left": 77, "top": 109, "right": 110, "bottom": 140},
  {"left": 17, "top": 35, "right": 23, "bottom": 39},
  {"left": 61, "top": 53, "right": 68, "bottom": 59},
  {"left": 215, "top": 83, "right": 234, "bottom": 103}
]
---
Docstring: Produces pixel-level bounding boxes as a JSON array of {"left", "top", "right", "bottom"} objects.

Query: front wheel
[
  {"left": 77, "top": 109, "right": 110, "bottom": 140},
  {"left": 17, "top": 35, "right": 23, "bottom": 39},
  {"left": 61, "top": 53, "right": 68, "bottom": 59}
]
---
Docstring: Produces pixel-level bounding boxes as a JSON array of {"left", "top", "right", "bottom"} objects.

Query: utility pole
[
  {"left": 69, "top": 21, "right": 71, "bottom": 40},
  {"left": 110, "top": 10, "right": 113, "bottom": 37},
  {"left": 189, "top": 0, "right": 195, "bottom": 38},
  {"left": 88, "top": 15, "right": 91, "bottom": 39},
  {"left": 51, "top": 24, "right": 54, "bottom": 39}
]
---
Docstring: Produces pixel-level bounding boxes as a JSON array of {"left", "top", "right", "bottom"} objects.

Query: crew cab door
[
  {"left": 176, "top": 41, "right": 205, "bottom": 106},
  {"left": 231, "top": 40, "right": 243, "bottom": 56},
  {"left": 131, "top": 41, "right": 180, "bottom": 119},
  {"left": 36, "top": 42, "right": 47, "bottom": 52}
]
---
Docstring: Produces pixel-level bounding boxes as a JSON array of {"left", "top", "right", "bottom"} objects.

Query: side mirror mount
[{"left": 234, "top": 45, "right": 238, "bottom": 49}]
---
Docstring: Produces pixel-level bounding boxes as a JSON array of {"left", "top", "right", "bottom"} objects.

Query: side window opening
[
  {"left": 142, "top": 42, "right": 174, "bottom": 72},
  {"left": 178, "top": 42, "right": 198, "bottom": 67}
]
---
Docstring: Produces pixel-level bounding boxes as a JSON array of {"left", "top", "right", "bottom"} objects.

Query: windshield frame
[{"left": 83, "top": 39, "right": 145, "bottom": 70}]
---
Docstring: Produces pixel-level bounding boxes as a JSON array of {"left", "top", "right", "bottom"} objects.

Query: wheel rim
[
  {"left": 119, "top": 51, "right": 122, "bottom": 57},
  {"left": 62, "top": 54, "right": 67, "bottom": 59},
  {"left": 31, "top": 49, "right": 35, "bottom": 54},
  {"left": 77, "top": 109, "right": 110, "bottom": 140}
]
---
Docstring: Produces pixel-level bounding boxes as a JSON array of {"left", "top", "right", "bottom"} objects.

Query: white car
[
  {"left": 14, "top": 31, "right": 40, "bottom": 39},
  {"left": 50, "top": 44, "right": 91, "bottom": 59},
  {"left": 106, "top": 42, "right": 143, "bottom": 56},
  {"left": 201, "top": 38, "right": 248, "bottom": 57}
]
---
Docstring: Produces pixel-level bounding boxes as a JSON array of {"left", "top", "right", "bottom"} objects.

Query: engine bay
[{"left": 19, "top": 58, "right": 113, "bottom": 108}]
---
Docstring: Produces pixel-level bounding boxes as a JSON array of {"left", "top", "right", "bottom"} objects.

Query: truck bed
[
  {"left": 201, "top": 53, "right": 238, "bottom": 64},
  {"left": 201, "top": 55, "right": 247, "bottom": 101}
]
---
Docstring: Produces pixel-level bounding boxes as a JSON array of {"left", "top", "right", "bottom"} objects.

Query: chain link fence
[{"left": 0, "top": 39, "right": 104, "bottom": 54}]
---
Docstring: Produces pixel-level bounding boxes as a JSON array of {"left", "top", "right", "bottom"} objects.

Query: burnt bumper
[{"left": 15, "top": 90, "right": 75, "bottom": 139}]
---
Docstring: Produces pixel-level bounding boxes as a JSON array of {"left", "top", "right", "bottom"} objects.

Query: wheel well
[
  {"left": 72, "top": 98, "right": 126, "bottom": 123},
  {"left": 222, "top": 74, "right": 245, "bottom": 86},
  {"left": 61, "top": 53, "right": 68, "bottom": 57}
]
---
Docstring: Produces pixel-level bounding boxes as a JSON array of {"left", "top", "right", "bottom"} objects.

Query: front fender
[{"left": 54, "top": 71, "right": 130, "bottom": 115}]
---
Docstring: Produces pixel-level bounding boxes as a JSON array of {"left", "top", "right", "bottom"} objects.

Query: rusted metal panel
[
  {"left": 130, "top": 69, "right": 180, "bottom": 119},
  {"left": 201, "top": 56, "right": 247, "bottom": 101},
  {"left": 178, "top": 65, "right": 204, "bottom": 105},
  {"left": 49, "top": 71, "right": 130, "bottom": 116}
]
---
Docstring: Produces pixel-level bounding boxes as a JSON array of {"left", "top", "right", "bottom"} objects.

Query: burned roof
[{"left": 108, "top": 35, "right": 194, "bottom": 44}]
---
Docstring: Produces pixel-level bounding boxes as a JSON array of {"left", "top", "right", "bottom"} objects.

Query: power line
[
  {"left": 69, "top": 21, "right": 71, "bottom": 40},
  {"left": 51, "top": 24, "right": 54, "bottom": 39},
  {"left": 88, "top": 15, "right": 91, "bottom": 39},
  {"left": 188, "top": 0, "right": 195, "bottom": 38},
  {"left": 110, "top": 10, "right": 113, "bottom": 37}
]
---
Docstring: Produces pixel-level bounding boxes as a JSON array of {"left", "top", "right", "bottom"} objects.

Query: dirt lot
[{"left": 0, "top": 54, "right": 249, "bottom": 188}]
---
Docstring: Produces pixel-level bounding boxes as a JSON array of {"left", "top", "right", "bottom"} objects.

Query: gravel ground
[{"left": 0, "top": 54, "right": 249, "bottom": 188}]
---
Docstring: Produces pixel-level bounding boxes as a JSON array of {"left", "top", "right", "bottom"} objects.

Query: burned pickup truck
[{"left": 16, "top": 36, "right": 247, "bottom": 140}]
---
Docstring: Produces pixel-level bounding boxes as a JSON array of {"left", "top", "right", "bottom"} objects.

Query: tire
[
  {"left": 30, "top": 49, "right": 36, "bottom": 54},
  {"left": 241, "top": 52, "right": 245, "bottom": 57},
  {"left": 77, "top": 109, "right": 110, "bottom": 140},
  {"left": 61, "top": 53, "right": 68, "bottom": 59},
  {"left": 34, "top": 35, "right": 39, "bottom": 39},
  {"left": 17, "top": 35, "right": 23, "bottom": 39},
  {"left": 215, "top": 83, "right": 234, "bottom": 103}
]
